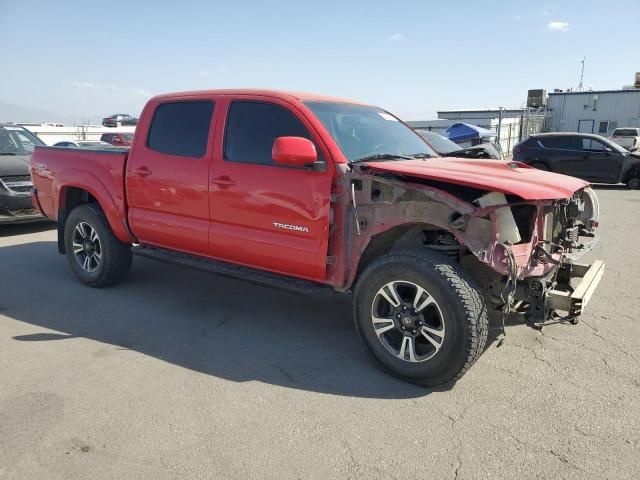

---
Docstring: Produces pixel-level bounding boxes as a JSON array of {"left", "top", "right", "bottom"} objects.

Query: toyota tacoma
[{"left": 30, "top": 90, "right": 604, "bottom": 386}]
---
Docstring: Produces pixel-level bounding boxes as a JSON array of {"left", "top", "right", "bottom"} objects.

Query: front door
[
  {"left": 579, "top": 137, "right": 623, "bottom": 182},
  {"left": 209, "top": 98, "right": 333, "bottom": 282},
  {"left": 127, "top": 99, "right": 216, "bottom": 256}
]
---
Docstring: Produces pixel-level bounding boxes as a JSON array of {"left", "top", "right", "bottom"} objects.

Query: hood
[
  {"left": 363, "top": 158, "right": 589, "bottom": 200},
  {"left": 0, "top": 154, "right": 31, "bottom": 176}
]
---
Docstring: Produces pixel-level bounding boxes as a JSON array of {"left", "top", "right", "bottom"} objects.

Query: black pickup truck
[{"left": 0, "top": 124, "right": 45, "bottom": 224}]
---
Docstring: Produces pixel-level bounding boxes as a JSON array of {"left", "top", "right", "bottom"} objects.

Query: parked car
[
  {"left": 53, "top": 140, "right": 113, "bottom": 148},
  {"left": 31, "top": 89, "right": 604, "bottom": 386},
  {"left": 100, "top": 132, "right": 134, "bottom": 147},
  {"left": 416, "top": 130, "right": 503, "bottom": 159},
  {"left": 609, "top": 127, "right": 640, "bottom": 152},
  {"left": 0, "top": 124, "right": 45, "bottom": 224},
  {"left": 513, "top": 132, "right": 640, "bottom": 189},
  {"left": 102, "top": 114, "right": 138, "bottom": 128}
]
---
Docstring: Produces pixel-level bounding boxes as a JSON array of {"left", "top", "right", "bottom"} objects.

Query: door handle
[
  {"left": 133, "top": 166, "right": 152, "bottom": 177},
  {"left": 213, "top": 176, "right": 236, "bottom": 187}
]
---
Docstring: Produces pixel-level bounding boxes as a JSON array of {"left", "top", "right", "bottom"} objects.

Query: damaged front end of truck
[{"left": 339, "top": 159, "right": 605, "bottom": 329}]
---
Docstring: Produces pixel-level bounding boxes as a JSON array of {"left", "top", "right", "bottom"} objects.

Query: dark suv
[
  {"left": 0, "top": 124, "right": 46, "bottom": 223},
  {"left": 513, "top": 132, "right": 640, "bottom": 189},
  {"left": 102, "top": 114, "right": 138, "bottom": 127}
]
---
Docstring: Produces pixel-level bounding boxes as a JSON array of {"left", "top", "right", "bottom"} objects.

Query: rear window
[
  {"left": 147, "top": 101, "right": 214, "bottom": 157},
  {"left": 612, "top": 129, "right": 639, "bottom": 137}
]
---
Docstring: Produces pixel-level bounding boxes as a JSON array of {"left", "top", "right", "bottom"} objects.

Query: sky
[{"left": 1, "top": 0, "right": 639, "bottom": 123}]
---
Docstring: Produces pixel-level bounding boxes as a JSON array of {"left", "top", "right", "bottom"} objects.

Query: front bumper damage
[{"left": 508, "top": 259, "right": 605, "bottom": 328}]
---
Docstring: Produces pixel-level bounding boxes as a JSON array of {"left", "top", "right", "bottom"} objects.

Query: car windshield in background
[
  {"left": 613, "top": 129, "right": 638, "bottom": 137},
  {"left": 304, "top": 102, "right": 436, "bottom": 163},
  {"left": 122, "top": 133, "right": 134, "bottom": 141},
  {"left": 0, "top": 126, "right": 45, "bottom": 156},
  {"left": 415, "top": 130, "right": 461, "bottom": 155}
]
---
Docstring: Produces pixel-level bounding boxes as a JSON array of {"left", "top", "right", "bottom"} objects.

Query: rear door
[
  {"left": 539, "top": 136, "right": 584, "bottom": 176},
  {"left": 209, "top": 97, "right": 334, "bottom": 282},
  {"left": 127, "top": 98, "right": 216, "bottom": 255}
]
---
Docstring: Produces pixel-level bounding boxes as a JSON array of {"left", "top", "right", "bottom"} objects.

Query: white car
[
  {"left": 610, "top": 128, "right": 640, "bottom": 151},
  {"left": 53, "top": 140, "right": 112, "bottom": 148}
]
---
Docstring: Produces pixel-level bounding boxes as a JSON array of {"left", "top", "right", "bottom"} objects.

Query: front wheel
[
  {"left": 64, "top": 204, "right": 132, "bottom": 287},
  {"left": 353, "top": 249, "right": 488, "bottom": 387}
]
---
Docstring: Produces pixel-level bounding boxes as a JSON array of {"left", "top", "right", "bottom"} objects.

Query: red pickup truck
[{"left": 30, "top": 89, "right": 604, "bottom": 386}]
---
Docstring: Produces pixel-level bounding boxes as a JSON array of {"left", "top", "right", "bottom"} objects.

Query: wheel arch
[
  {"left": 354, "top": 223, "right": 457, "bottom": 286},
  {"left": 57, "top": 181, "right": 135, "bottom": 254}
]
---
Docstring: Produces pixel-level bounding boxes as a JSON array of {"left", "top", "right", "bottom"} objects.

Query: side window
[
  {"left": 147, "top": 101, "right": 214, "bottom": 157},
  {"left": 224, "top": 101, "right": 311, "bottom": 165},
  {"left": 582, "top": 139, "right": 605, "bottom": 151}
]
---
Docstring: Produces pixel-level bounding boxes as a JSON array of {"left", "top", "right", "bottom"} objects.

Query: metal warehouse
[{"left": 546, "top": 89, "right": 640, "bottom": 135}]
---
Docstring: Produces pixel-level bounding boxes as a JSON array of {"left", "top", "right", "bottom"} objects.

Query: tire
[
  {"left": 353, "top": 249, "right": 488, "bottom": 387},
  {"left": 64, "top": 204, "right": 132, "bottom": 287},
  {"left": 628, "top": 177, "right": 640, "bottom": 190},
  {"left": 530, "top": 162, "right": 550, "bottom": 171}
]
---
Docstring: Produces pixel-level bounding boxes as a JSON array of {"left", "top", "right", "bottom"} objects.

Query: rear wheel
[
  {"left": 64, "top": 204, "right": 132, "bottom": 287},
  {"left": 628, "top": 177, "right": 640, "bottom": 190},
  {"left": 353, "top": 249, "right": 488, "bottom": 387}
]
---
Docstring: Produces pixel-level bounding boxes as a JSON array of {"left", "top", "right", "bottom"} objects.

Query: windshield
[
  {"left": 415, "top": 130, "right": 461, "bottom": 155},
  {"left": 121, "top": 133, "right": 134, "bottom": 141},
  {"left": 0, "top": 126, "right": 45, "bottom": 155},
  {"left": 304, "top": 102, "right": 437, "bottom": 162}
]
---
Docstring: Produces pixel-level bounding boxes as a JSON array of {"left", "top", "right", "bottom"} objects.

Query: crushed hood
[{"left": 362, "top": 158, "right": 590, "bottom": 200}]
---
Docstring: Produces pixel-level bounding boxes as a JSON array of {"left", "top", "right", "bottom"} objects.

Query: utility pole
[{"left": 577, "top": 57, "right": 585, "bottom": 92}]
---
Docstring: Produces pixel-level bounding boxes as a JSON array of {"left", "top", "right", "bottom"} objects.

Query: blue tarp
[{"left": 443, "top": 122, "right": 497, "bottom": 142}]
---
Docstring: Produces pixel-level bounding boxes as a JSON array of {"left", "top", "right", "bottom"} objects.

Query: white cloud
[
  {"left": 200, "top": 69, "right": 209, "bottom": 78},
  {"left": 389, "top": 33, "right": 405, "bottom": 41},
  {"left": 547, "top": 21, "right": 569, "bottom": 31},
  {"left": 132, "top": 88, "right": 153, "bottom": 97}
]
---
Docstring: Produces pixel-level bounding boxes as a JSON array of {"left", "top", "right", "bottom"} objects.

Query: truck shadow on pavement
[{"left": 0, "top": 241, "right": 442, "bottom": 399}]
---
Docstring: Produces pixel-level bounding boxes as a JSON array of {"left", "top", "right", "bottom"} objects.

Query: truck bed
[{"left": 31, "top": 146, "right": 132, "bottom": 241}]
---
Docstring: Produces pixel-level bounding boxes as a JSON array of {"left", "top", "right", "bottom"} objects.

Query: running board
[{"left": 132, "top": 245, "right": 335, "bottom": 296}]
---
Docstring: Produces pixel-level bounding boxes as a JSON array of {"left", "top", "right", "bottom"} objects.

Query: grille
[{"left": 1, "top": 175, "right": 34, "bottom": 194}]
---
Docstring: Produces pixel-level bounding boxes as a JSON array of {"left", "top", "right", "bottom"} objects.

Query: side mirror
[{"left": 272, "top": 136, "right": 317, "bottom": 167}]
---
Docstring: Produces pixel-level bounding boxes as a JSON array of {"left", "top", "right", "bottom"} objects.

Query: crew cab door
[
  {"left": 209, "top": 98, "right": 333, "bottom": 282},
  {"left": 126, "top": 98, "right": 216, "bottom": 255}
]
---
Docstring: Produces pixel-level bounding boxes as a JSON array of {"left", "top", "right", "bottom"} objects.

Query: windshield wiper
[
  {"left": 0, "top": 152, "right": 17, "bottom": 156},
  {"left": 351, "top": 153, "right": 413, "bottom": 164},
  {"left": 408, "top": 153, "right": 435, "bottom": 159}
]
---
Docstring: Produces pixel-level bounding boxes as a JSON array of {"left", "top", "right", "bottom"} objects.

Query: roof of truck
[{"left": 150, "top": 89, "right": 365, "bottom": 105}]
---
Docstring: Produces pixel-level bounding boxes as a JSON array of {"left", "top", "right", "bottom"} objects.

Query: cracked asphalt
[{"left": 1, "top": 186, "right": 638, "bottom": 479}]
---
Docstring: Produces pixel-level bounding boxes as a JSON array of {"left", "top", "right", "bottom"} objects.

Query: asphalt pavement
[{"left": 0, "top": 186, "right": 638, "bottom": 479}]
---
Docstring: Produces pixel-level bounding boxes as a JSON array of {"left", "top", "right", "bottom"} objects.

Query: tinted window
[
  {"left": 148, "top": 101, "right": 214, "bottom": 157},
  {"left": 540, "top": 136, "right": 582, "bottom": 150},
  {"left": 582, "top": 139, "right": 605, "bottom": 151},
  {"left": 224, "top": 101, "right": 310, "bottom": 165}
]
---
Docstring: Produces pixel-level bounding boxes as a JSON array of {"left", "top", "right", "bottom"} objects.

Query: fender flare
[{"left": 54, "top": 168, "right": 136, "bottom": 246}]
